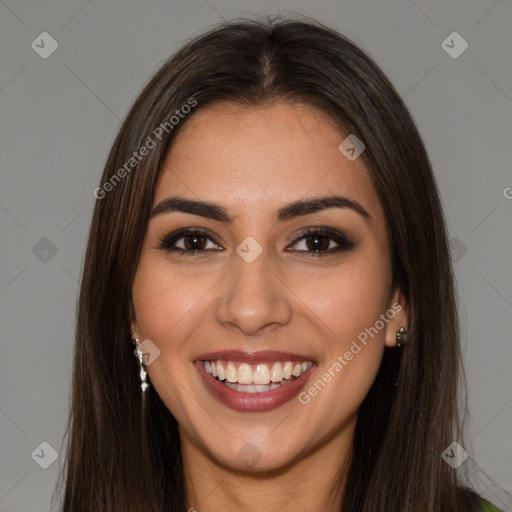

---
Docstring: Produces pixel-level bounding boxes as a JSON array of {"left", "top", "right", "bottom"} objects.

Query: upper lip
[{"left": 195, "top": 350, "right": 315, "bottom": 364}]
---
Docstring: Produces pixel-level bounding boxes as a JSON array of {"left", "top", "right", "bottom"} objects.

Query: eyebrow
[{"left": 151, "top": 194, "right": 371, "bottom": 224}]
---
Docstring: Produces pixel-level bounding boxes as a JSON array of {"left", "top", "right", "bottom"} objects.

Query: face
[{"left": 131, "top": 101, "right": 407, "bottom": 472}]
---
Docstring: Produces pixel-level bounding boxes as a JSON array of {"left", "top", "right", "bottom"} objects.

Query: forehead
[{"left": 154, "top": 101, "right": 382, "bottom": 224}]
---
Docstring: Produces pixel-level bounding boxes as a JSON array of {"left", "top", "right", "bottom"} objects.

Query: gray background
[{"left": 1, "top": 1, "right": 511, "bottom": 511}]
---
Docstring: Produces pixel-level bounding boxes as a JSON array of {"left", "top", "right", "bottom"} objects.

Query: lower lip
[{"left": 194, "top": 360, "right": 315, "bottom": 412}]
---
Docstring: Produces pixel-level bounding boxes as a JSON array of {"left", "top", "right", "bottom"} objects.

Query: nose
[{"left": 214, "top": 247, "right": 293, "bottom": 337}]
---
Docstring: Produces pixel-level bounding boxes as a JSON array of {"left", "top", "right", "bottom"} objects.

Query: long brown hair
[{"left": 54, "top": 15, "right": 483, "bottom": 511}]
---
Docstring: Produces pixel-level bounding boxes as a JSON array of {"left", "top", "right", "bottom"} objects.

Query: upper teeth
[{"left": 204, "top": 360, "right": 313, "bottom": 385}]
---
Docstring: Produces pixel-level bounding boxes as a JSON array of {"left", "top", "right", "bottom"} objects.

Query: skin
[{"left": 131, "top": 101, "right": 408, "bottom": 512}]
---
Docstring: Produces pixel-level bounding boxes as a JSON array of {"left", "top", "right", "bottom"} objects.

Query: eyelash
[{"left": 158, "top": 227, "right": 355, "bottom": 258}]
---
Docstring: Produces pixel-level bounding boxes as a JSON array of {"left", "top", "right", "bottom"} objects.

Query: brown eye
[
  {"left": 182, "top": 233, "right": 208, "bottom": 251},
  {"left": 159, "top": 228, "right": 223, "bottom": 255},
  {"left": 287, "top": 227, "right": 355, "bottom": 256},
  {"left": 303, "top": 234, "right": 331, "bottom": 252}
]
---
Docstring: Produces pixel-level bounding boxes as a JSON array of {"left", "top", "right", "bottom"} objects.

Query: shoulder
[{"left": 480, "top": 498, "right": 504, "bottom": 512}]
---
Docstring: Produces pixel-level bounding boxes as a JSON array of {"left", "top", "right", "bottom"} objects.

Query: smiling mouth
[{"left": 202, "top": 359, "right": 313, "bottom": 393}]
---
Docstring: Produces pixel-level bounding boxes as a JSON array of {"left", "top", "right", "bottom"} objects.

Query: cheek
[
  {"left": 291, "top": 254, "right": 391, "bottom": 341},
  {"left": 291, "top": 253, "right": 390, "bottom": 400},
  {"left": 132, "top": 255, "right": 214, "bottom": 341},
  {"left": 295, "top": 264, "right": 390, "bottom": 423},
  {"left": 131, "top": 258, "right": 207, "bottom": 404}
]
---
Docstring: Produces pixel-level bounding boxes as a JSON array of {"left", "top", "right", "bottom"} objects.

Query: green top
[{"left": 481, "top": 499, "right": 503, "bottom": 512}]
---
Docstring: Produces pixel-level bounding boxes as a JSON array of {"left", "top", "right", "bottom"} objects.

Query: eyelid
[
  {"left": 286, "top": 225, "right": 352, "bottom": 243},
  {"left": 158, "top": 227, "right": 224, "bottom": 251},
  {"left": 287, "top": 226, "right": 344, "bottom": 241},
  {"left": 158, "top": 226, "right": 355, "bottom": 256}
]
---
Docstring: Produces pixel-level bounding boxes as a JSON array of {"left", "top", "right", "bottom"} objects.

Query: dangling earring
[
  {"left": 396, "top": 327, "right": 408, "bottom": 347},
  {"left": 132, "top": 337, "right": 150, "bottom": 392},
  {"left": 395, "top": 327, "right": 408, "bottom": 387}
]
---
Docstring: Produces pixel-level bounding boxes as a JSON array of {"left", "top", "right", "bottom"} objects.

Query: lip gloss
[{"left": 194, "top": 360, "right": 315, "bottom": 412}]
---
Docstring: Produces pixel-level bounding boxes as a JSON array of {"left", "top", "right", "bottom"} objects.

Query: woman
[{"left": 55, "top": 16, "right": 502, "bottom": 512}]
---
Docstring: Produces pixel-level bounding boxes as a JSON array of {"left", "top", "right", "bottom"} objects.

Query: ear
[
  {"left": 129, "top": 312, "right": 139, "bottom": 340},
  {"left": 384, "top": 288, "right": 409, "bottom": 348},
  {"left": 129, "top": 294, "right": 139, "bottom": 339},
  {"left": 130, "top": 320, "right": 139, "bottom": 340}
]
